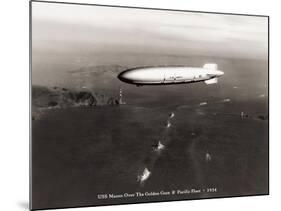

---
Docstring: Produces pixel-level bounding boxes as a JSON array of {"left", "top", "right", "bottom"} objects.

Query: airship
[{"left": 118, "top": 63, "right": 224, "bottom": 86}]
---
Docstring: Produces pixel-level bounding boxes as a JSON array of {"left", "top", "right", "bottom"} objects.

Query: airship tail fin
[
  {"left": 203, "top": 63, "right": 218, "bottom": 70},
  {"left": 205, "top": 77, "right": 218, "bottom": 85}
]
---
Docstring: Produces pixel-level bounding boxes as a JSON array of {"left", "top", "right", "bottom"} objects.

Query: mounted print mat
[{"left": 30, "top": 0, "right": 269, "bottom": 210}]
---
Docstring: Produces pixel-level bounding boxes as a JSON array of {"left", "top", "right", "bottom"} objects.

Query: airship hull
[{"left": 118, "top": 64, "right": 224, "bottom": 86}]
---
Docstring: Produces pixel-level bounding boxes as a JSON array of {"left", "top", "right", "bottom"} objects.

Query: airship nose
[
  {"left": 117, "top": 72, "right": 125, "bottom": 81},
  {"left": 118, "top": 70, "right": 135, "bottom": 83}
]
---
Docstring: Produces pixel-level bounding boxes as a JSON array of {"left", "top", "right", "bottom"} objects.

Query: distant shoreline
[{"left": 32, "top": 85, "right": 120, "bottom": 120}]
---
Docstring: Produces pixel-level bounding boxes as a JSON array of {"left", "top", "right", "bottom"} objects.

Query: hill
[{"left": 32, "top": 86, "right": 119, "bottom": 120}]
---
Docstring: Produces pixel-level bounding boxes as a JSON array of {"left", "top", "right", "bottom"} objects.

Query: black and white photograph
[{"left": 30, "top": 1, "right": 269, "bottom": 210}]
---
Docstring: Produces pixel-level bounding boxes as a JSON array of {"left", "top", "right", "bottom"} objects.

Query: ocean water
[{"left": 32, "top": 94, "right": 268, "bottom": 209}]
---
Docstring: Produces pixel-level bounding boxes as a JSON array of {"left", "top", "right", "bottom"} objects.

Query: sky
[{"left": 31, "top": 1, "right": 268, "bottom": 88}]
